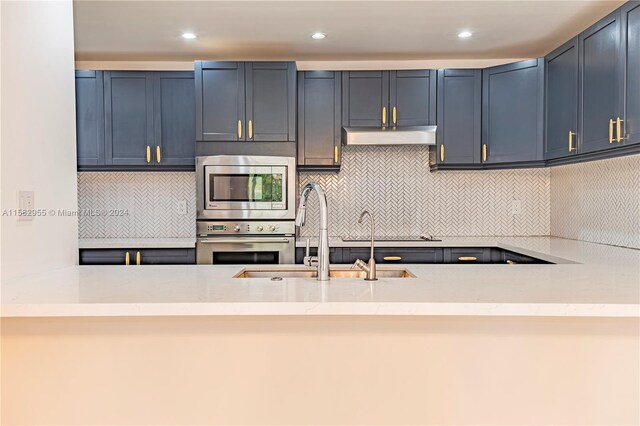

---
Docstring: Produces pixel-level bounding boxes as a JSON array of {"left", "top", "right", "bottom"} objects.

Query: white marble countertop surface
[
  {"left": 79, "top": 238, "right": 196, "bottom": 249},
  {"left": 3, "top": 237, "right": 639, "bottom": 318}
]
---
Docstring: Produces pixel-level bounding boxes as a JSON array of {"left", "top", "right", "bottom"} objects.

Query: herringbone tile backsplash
[
  {"left": 551, "top": 154, "right": 640, "bottom": 249},
  {"left": 78, "top": 172, "right": 195, "bottom": 238},
  {"left": 299, "top": 145, "right": 551, "bottom": 239}
]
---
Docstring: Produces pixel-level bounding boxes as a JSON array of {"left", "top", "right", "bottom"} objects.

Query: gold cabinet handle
[
  {"left": 382, "top": 106, "right": 387, "bottom": 125},
  {"left": 136, "top": 251, "right": 141, "bottom": 266},
  {"left": 146, "top": 146, "right": 151, "bottom": 163},
  {"left": 156, "top": 146, "right": 161, "bottom": 163},
  {"left": 609, "top": 118, "right": 614, "bottom": 143},
  {"left": 334, "top": 146, "right": 339, "bottom": 163},
  {"left": 482, "top": 144, "right": 487, "bottom": 162},
  {"left": 440, "top": 144, "right": 445, "bottom": 162},
  {"left": 248, "top": 120, "right": 253, "bottom": 139},
  {"left": 383, "top": 256, "right": 402, "bottom": 261},
  {"left": 392, "top": 106, "right": 397, "bottom": 125},
  {"left": 125, "top": 251, "right": 130, "bottom": 266},
  {"left": 617, "top": 117, "right": 624, "bottom": 142},
  {"left": 237, "top": 120, "right": 242, "bottom": 139},
  {"left": 506, "top": 260, "right": 517, "bottom": 265},
  {"left": 458, "top": 256, "right": 478, "bottom": 262},
  {"left": 568, "top": 131, "right": 576, "bottom": 152}
]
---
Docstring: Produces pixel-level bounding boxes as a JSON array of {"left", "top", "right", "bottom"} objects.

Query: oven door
[
  {"left": 204, "top": 166, "right": 287, "bottom": 212},
  {"left": 196, "top": 236, "right": 295, "bottom": 265}
]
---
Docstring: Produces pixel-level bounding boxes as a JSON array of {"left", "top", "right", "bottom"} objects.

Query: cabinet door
[
  {"left": 443, "top": 248, "right": 491, "bottom": 264},
  {"left": 138, "top": 248, "right": 196, "bottom": 265},
  {"left": 75, "top": 71, "right": 104, "bottom": 166},
  {"left": 104, "top": 72, "right": 154, "bottom": 166},
  {"left": 545, "top": 38, "right": 579, "bottom": 160},
  {"left": 245, "top": 62, "right": 296, "bottom": 142},
  {"left": 389, "top": 70, "right": 436, "bottom": 127},
  {"left": 436, "top": 69, "right": 481, "bottom": 164},
  {"left": 195, "top": 61, "right": 245, "bottom": 141},
  {"left": 297, "top": 71, "right": 342, "bottom": 168},
  {"left": 342, "top": 71, "right": 389, "bottom": 127},
  {"left": 79, "top": 249, "right": 131, "bottom": 265},
  {"left": 153, "top": 72, "right": 195, "bottom": 166},
  {"left": 482, "top": 59, "right": 545, "bottom": 164},
  {"left": 622, "top": 2, "right": 640, "bottom": 145},
  {"left": 579, "top": 10, "right": 623, "bottom": 152},
  {"left": 343, "top": 248, "right": 441, "bottom": 264}
]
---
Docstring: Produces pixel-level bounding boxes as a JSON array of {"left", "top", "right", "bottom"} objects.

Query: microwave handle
[{"left": 198, "top": 238, "right": 292, "bottom": 244}]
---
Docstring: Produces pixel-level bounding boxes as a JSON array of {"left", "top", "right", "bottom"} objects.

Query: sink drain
[{"left": 270, "top": 276, "right": 283, "bottom": 281}]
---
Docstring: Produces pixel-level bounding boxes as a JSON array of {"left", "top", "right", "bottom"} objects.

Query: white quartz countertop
[
  {"left": 79, "top": 238, "right": 196, "bottom": 249},
  {"left": 3, "top": 237, "right": 639, "bottom": 318}
]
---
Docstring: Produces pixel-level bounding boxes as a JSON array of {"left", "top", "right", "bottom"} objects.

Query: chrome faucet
[
  {"left": 353, "top": 210, "right": 377, "bottom": 281},
  {"left": 296, "top": 182, "right": 330, "bottom": 281}
]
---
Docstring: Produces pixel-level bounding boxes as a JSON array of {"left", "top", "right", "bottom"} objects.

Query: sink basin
[{"left": 233, "top": 266, "right": 415, "bottom": 279}]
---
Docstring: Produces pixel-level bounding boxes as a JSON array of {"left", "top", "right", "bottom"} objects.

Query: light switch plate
[
  {"left": 510, "top": 199, "right": 522, "bottom": 216},
  {"left": 177, "top": 200, "right": 187, "bottom": 215},
  {"left": 17, "top": 190, "right": 34, "bottom": 221}
]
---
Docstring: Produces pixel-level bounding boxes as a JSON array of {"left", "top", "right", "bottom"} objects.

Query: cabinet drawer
[
  {"left": 79, "top": 248, "right": 195, "bottom": 265},
  {"left": 443, "top": 248, "right": 491, "bottom": 263},
  {"left": 80, "top": 249, "right": 130, "bottom": 265},
  {"left": 344, "top": 248, "right": 441, "bottom": 264},
  {"left": 295, "top": 247, "right": 343, "bottom": 264}
]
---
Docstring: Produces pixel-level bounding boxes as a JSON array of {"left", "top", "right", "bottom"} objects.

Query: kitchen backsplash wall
[
  {"left": 550, "top": 154, "right": 640, "bottom": 249},
  {"left": 299, "top": 145, "right": 550, "bottom": 239},
  {"left": 78, "top": 172, "right": 195, "bottom": 239}
]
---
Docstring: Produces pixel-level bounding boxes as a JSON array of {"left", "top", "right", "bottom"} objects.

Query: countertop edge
[{"left": 2, "top": 302, "right": 638, "bottom": 318}]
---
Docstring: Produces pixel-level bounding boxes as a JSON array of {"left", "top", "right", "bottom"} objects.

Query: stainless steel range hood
[{"left": 342, "top": 125, "right": 437, "bottom": 146}]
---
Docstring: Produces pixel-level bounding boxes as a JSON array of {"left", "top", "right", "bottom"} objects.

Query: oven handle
[{"left": 197, "top": 238, "right": 293, "bottom": 244}]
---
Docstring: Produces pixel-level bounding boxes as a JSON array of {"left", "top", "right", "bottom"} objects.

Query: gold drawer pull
[
  {"left": 249, "top": 120, "right": 253, "bottom": 139},
  {"left": 392, "top": 106, "right": 397, "bottom": 125},
  {"left": 156, "top": 146, "right": 161, "bottom": 163},
  {"left": 382, "top": 106, "right": 387, "bottom": 125},
  {"left": 383, "top": 256, "right": 402, "bottom": 262},
  {"left": 146, "top": 146, "right": 151, "bottom": 163},
  {"left": 458, "top": 256, "right": 477, "bottom": 262},
  {"left": 136, "top": 251, "right": 141, "bottom": 266},
  {"left": 237, "top": 120, "right": 242, "bottom": 139},
  {"left": 440, "top": 144, "right": 445, "bottom": 162},
  {"left": 125, "top": 251, "right": 130, "bottom": 266},
  {"left": 334, "top": 146, "right": 339, "bottom": 163},
  {"left": 617, "top": 117, "right": 624, "bottom": 142},
  {"left": 506, "top": 260, "right": 517, "bottom": 265},
  {"left": 609, "top": 118, "right": 614, "bottom": 143},
  {"left": 482, "top": 144, "right": 487, "bottom": 162}
]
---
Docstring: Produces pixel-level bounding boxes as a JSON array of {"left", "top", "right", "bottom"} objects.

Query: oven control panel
[{"left": 197, "top": 221, "right": 296, "bottom": 236}]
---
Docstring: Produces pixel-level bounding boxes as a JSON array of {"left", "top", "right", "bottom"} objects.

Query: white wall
[{"left": 1, "top": 1, "right": 78, "bottom": 281}]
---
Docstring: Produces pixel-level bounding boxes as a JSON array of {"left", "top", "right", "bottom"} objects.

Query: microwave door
[{"left": 205, "top": 166, "right": 273, "bottom": 210}]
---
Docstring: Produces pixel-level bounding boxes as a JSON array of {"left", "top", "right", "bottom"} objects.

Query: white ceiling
[{"left": 73, "top": 0, "right": 625, "bottom": 62}]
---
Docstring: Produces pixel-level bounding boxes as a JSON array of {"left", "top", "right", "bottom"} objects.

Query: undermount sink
[{"left": 233, "top": 266, "right": 416, "bottom": 279}]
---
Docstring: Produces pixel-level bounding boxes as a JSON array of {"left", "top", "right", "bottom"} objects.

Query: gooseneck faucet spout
[{"left": 296, "top": 183, "right": 330, "bottom": 281}]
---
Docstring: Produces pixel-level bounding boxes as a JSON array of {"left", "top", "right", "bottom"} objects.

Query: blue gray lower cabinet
[
  {"left": 295, "top": 247, "right": 548, "bottom": 264},
  {"left": 79, "top": 248, "right": 196, "bottom": 265}
]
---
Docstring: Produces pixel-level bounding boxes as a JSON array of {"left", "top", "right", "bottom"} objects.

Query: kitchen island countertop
[{"left": 3, "top": 237, "right": 638, "bottom": 318}]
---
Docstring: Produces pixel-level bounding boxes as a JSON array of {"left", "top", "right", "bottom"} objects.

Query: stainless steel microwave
[{"left": 196, "top": 155, "right": 296, "bottom": 220}]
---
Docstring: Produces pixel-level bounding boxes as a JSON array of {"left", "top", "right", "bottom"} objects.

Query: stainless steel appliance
[
  {"left": 196, "top": 155, "right": 296, "bottom": 221},
  {"left": 196, "top": 221, "right": 295, "bottom": 265},
  {"left": 342, "top": 125, "right": 436, "bottom": 146}
]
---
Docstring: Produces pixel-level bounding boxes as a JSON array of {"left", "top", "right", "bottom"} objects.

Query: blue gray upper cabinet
[
  {"left": 297, "top": 71, "right": 342, "bottom": 168},
  {"left": 195, "top": 61, "right": 246, "bottom": 141},
  {"left": 153, "top": 72, "right": 195, "bottom": 166},
  {"left": 342, "top": 71, "right": 389, "bottom": 127},
  {"left": 245, "top": 62, "right": 296, "bottom": 142},
  {"left": 545, "top": 37, "right": 579, "bottom": 160},
  {"left": 579, "top": 9, "right": 624, "bottom": 152},
  {"left": 482, "top": 59, "right": 545, "bottom": 164},
  {"left": 622, "top": 1, "right": 640, "bottom": 146},
  {"left": 389, "top": 70, "right": 436, "bottom": 126},
  {"left": 75, "top": 71, "right": 104, "bottom": 167},
  {"left": 104, "top": 71, "right": 155, "bottom": 166},
  {"left": 436, "top": 69, "right": 482, "bottom": 164},
  {"left": 195, "top": 61, "right": 296, "bottom": 142}
]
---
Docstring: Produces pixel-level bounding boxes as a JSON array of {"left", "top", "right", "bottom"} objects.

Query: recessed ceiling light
[
  {"left": 311, "top": 32, "right": 326, "bottom": 40},
  {"left": 182, "top": 32, "right": 197, "bottom": 40},
  {"left": 458, "top": 31, "right": 473, "bottom": 39}
]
